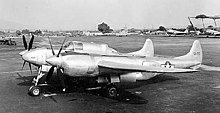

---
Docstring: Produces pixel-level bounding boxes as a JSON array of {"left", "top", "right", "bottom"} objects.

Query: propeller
[
  {"left": 22, "top": 35, "right": 27, "bottom": 49},
  {"left": 20, "top": 35, "right": 35, "bottom": 74},
  {"left": 45, "top": 66, "right": 54, "bottom": 83},
  {"left": 45, "top": 37, "right": 67, "bottom": 92},
  {"left": 48, "top": 37, "right": 55, "bottom": 56},
  {"left": 28, "top": 35, "right": 34, "bottom": 51},
  {"left": 57, "top": 38, "right": 66, "bottom": 57},
  {"left": 45, "top": 37, "right": 55, "bottom": 83}
]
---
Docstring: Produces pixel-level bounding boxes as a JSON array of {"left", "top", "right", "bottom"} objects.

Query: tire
[
  {"left": 28, "top": 86, "right": 41, "bottom": 96},
  {"left": 11, "top": 41, "right": 16, "bottom": 45},
  {"left": 106, "top": 84, "right": 118, "bottom": 98}
]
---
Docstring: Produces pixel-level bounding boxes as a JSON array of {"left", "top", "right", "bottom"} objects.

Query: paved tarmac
[{"left": 0, "top": 36, "right": 220, "bottom": 113}]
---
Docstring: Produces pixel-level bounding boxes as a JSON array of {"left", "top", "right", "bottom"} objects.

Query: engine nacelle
[
  {"left": 120, "top": 72, "right": 140, "bottom": 82},
  {"left": 97, "top": 77, "right": 108, "bottom": 83},
  {"left": 97, "top": 74, "right": 138, "bottom": 84},
  {"left": 120, "top": 72, "right": 158, "bottom": 82},
  {"left": 96, "top": 72, "right": 158, "bottom": 84}
]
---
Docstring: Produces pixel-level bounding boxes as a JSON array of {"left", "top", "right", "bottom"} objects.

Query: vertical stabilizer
[
  {"left": 175, "top": 40, "right": 202, "bottom": 63},
  {"left": 128, "top": 39, "right": 154, "bottom": 57}
]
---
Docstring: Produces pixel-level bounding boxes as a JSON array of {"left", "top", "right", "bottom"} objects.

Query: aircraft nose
[
  {"left": 19, "top": 50, "right": 28, "bottom": 56},
  {"left": 22, "top": 51, "right": 31, "bottom": 61},
  {"left": 46, "top": 56, "right": 62, "bottom": 66}
]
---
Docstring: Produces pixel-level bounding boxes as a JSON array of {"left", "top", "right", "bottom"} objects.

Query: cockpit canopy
[
  {"left": 63, "top": 41, "right": 119, "bottom": 55},
  {"left": 64, "top": 41, "right": 83, "bottom": 51}
]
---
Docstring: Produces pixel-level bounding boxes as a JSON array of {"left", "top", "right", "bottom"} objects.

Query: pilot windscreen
[
  {"left": 64, "top": 42, "right": 74, "bottom": 50},
  {"left": 74, "top": 42, "right": 83, "bottom": 50}
]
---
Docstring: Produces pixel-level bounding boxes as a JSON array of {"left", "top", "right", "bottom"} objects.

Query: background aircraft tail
[
  {"left": 175, "top": 40, "right": 202, "bottom": 63},
  {"left": 128, "top": 39, "right": 154, "bottom": 57},
  {"left": 184, "top": 29, "right": 189, "bottom": 33}
]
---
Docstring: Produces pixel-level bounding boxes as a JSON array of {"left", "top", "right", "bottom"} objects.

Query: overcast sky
[{"left": 0, "top": 0, "right": 220, "bottom": 30}]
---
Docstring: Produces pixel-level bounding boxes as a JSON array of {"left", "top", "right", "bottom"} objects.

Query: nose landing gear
[
  {"left": 28, "top": 68, "right": 45, "bottom": 96},
  {"left": 28, "top": 85, "right": 41, "bottom": 96}
]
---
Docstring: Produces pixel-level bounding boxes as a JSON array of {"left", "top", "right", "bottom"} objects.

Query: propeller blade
[
  {"left": 28, "top": 63, "right": 32, "bottom": 75},
  {"left": 57, "top": 38, "right": 67, "bottom": 57},
  {"left": 21, "top": 61, "right": 26, "bottom": 70},
  {"left": 45, "top": 66, "right": 55, "bottom": 83},
  {"left": 28, "top": 35, "right": 34, "bottom": 51},
  {"left": 22, "top": 35, "right": 27, "bottom": 50},
  {"left": 48, "top": 37, "right": 55, "bottom": 55},
  {"left": 57, "top": 68, "right": 66, "bottom": 91}
]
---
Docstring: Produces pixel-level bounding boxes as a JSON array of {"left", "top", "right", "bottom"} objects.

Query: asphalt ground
[{"left": 0, "top": 35, "right": 220, "bottom": 113}]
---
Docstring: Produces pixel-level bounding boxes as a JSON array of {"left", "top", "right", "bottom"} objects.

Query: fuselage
[
  {"left": 167, "top": 29, "right": 188, "bottom": 35},
  {"left": 205, "top": 29, "right": 220, "bottom": 36}
]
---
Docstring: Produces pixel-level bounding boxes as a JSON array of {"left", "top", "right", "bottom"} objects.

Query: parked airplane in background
[
  {"left": 28, "top": 39, "right": 202, "bottom": 97},
  {"left": 188, "top": 16, "right": 220, "bottom": 36},
  {"left": 116, "top": 26, "right": 129, "bottom": 37},
  {"left": 19, "top": 35, "right": 154, "bottom": 93},
  {"left": 205, "top": 29, "right": 220, "bottom": 36},
  {"left": 166, "top": 29, "right": 189, "bottom": 36},
  {"left": 187, "top": 17, "right": 201, "bottom": 35}
]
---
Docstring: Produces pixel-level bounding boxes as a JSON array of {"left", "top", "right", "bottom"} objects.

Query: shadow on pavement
[{"left": 16, "top": 73, "right": 179, "bottom": 104}]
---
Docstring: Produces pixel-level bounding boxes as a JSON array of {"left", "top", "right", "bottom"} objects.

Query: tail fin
[
  {"left": 184, "top": 29, "right": 188, "bottom": 33},
  {"left": 128, "top": 39, "right": 154, "bottom": 57},
  {"left": 175, "top": 40, "right": 202, "bottom": 63}
]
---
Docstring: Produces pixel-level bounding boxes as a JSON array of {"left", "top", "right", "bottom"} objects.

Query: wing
[{"left": 98, "top": 61, "right": 198, "bottom": 73}]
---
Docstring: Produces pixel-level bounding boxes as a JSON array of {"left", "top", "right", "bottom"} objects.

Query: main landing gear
[{"left": 103, "top": 83, "right": 119, "bottom": 98}]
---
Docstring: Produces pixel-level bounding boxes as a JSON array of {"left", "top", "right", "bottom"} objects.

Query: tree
[
  {"left": 98, "top": 22, "right": 113, "bottom": 33},
  {"left": 22, "top": 29, "right": 30, "bottom": 34},
  {"left": 158, "top": 26, "right": 166, "bottom": 31},
  {"left": 0, "top": 31, "right": 5, "bottom": 35},
  {"left": 34, "top": 30, "right": 42, "bottom": 35},
  {"left": 16, "top": 30, "right": 21, "bottom": 35},
  {"left": 187, "top": 25, "right": 196, "bottom": 31}
]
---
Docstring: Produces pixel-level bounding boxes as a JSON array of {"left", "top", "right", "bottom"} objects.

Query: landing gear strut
[{"left": 28, "top": 67, "right": 45, "bottom": 96}]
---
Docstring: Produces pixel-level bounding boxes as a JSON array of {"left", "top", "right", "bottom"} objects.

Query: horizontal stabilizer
[{"left": 98, "top": 61, "right": 198, "bottom": 73}]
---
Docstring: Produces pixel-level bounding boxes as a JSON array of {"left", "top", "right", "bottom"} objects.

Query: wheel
[
  {"left": 28, "top": 86, "right": 41, "bottom": 96},
  {"left": 5, "top": 41, "right": 9, "bottom": 45},
  {"left": 12, "top": 41, "right": 16, "bottom": 45},
  {"left": 106, "top": 84, "right": 118, "bottom": 98}
]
